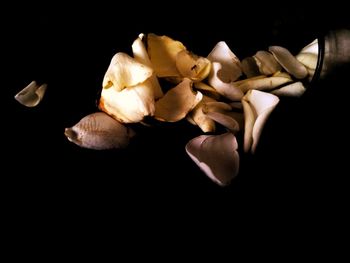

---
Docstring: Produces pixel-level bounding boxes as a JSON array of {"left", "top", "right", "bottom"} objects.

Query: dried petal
[
  {"left": 65, "top": 112, "right": 135, "bottom": 150},
  {"left": 269, "top": 46, "right": 308, "bottom": 79},
  {"left": 241, "top": 57, "right": 260, "bottom": 78},
  {"left": 235, "top": 74, "right": 292, "bottom": 93},
  {"left": 296, "top": 53, "right": 318, "bottom": 70},
  {"left": 154, "top": 78, "right": 202, "bottom": 122},
  {"left": 272, "top": 82, "right": 306, "bottom": 97},
  {"left": 14, "top": 81, "right": 47, "bottom": 107},
  {"left": 193, "top": 82, "right": 221, "bottom": 100},
  {"left": 186, "top": 133, "right": 239, "bottom": 186},
  {"left": 99, "top": 79, "right": 155, "bottom": 123},
  {"left": 242, "top": 90, "right": 279, "bottom": 153},
  {"left": 208, "top": 62, "right": 244, "bottom": 101},
  {"left": 299, "top": 39, "right": 318, "bottom": 55},
  {"left": 207, "top": 41, "right": 242, "bottom": 82},
  {"left": 147, "top": 33, "right": 186, "bottom": 78},
  {"left": 189, "top": 95, "right": 216, "bottom": 133},
  {"left": 254, "top": 50, "right": 282, "bottom": 75},
  {"left": 176, "top": 50, "right": 211, "bottom": 82},
  {"left": 132, "top": 34, "right": 163, "bottom": 99},
  {"left": 102, "top": 52, "right": 153, "bottom": 91}
]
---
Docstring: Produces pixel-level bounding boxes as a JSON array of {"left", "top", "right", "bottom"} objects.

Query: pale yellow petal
[
  {"left": 235, "top": 74, "right": 292, "bottom": 93},
  {"left": 189, "top": 95, "right": 216, "bottom": 133},
  {"left": 176, "top": 50, "right": 211, "bottom": 81},
  {"left": 193, "top": 82, "right": 221, "bottom": 100},
  {"left": 271, "top": 82, "right": 306, "bottom": 97}
]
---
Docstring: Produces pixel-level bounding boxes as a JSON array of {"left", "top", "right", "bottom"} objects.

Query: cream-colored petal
[
  {"left": 254, "top": 50, "right": 282, "bottom": 75},
  {"left": 193, "top": 82, "right": 221, "bottom": 100},
  {"left": 99, "top": 78, "right": 155, "bottom": 123},
  {"left": 299, "top": 39, "right": 318, "bottom": 55},
  {"left": 271, "top": 82, "right": 306, "bottom": 97},
  {"left": 65, "top": 112, "right": 135, "bottom": 150},
  {"left": 102, "top": 52, "right": 153, "bottom": 91},
  {"left": 296, "top": 53, "right": 318, "bottom": 70},
  {"left": 241, "top": 57, "right": 260, "bottom": 78},
  {"left": 147, "top": 33, "right": 185, "bottom": 78},
  {"left": 269, "top": 46, "right": 308, "bottom": 79},
  {"left": 205, "top": 112, "right": 239, "bottom": 133},
  {"left": 208, "top": 62, "right": 244, "bottom": 101},
  {"left": 14, "top": 81, "right": 47, "bottom": 107},
  {"left": 242, "top": 90, "right": 279, "bottom": 153},
  {"left": 185, "top": 132, "right": 239, "bottom": 186},
  {"left": 189, "top": 95, "right": 216, "bottom": 133},
  {"left": 154, "top": 78, "right": 202, "bottom": 122},
  {"left": 207, "top": 41, "right": 242, "bottom": 82},
  {"left": 176, "top": 50, "right": 211, "bottom": 81},
  {"left": 202, "top": 101, "right": 232, "bottom": 113},
  {"left": 229, "top": 102, "right": 243, "bottom": 110},
  {"left": 235, "top": 74, "right": 292, "bottom": 93},
  {"left": 132, "top": 34, "right": 163, "bottom": 99}
]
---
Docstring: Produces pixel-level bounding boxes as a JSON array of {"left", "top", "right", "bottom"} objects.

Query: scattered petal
[
  {"left": 65, "top": 112, "right": 135, "bottom": 150},
  {"left": 132, "top": 34, "right": 163, "bottom": 99},
  {"left": 235, "top": 74, "right": 292, "bottom": 93},
  {"left": 103, "top": 52, "right": 153, "bottom": 91},
  {"left": 254, "top": 50, "right": 282, "bottom": 75},
  {"left": 14, "top": 81, "right": 47, "bottom": 107},
  {"left": 296, "top": 53, "right": 318, "bottom": 70},
  {"left": 269, "top": 46, "right": 308, "bottom": 79},
  {"left": 299, "top": 39, "right": 318, "bottom": 55},
  {"left": 147, "top": 33, "right": 186, "bottom": 78},
  {"left": 186, "top": 132, "right": 239, "bottom": 186},
  {"left": 208, "top": 62, "right": 244, "bottom": 101},
  {"left": 189, "top": 95, "right": 216, "bottom": 133},
  {"left": 271, "top": 81, "right": 306, "bottom": 97},
  {"left": 176, "top": 50, "right": 211, "bottom": 81},
  {"left": 242, "top": 90, "right": 279, "bottom": 153},
  {"left": 241, "top": 57, "right": 260, "bottom": 78},
  {"left": 154, "top": 78, "right": 202, "bottom": 122},
  {"left": 207, "top": 41, "right": 242, "bottom": 82},
  {"left": 193, "top": 82, "right": 221, "bottom": 100},
  {"left": 99, "top": 79, "right": 155, "bottom": 123}
]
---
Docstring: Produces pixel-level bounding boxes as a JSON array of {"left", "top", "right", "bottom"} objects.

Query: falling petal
[
  {"left": 186, "top": 133, "right": 239, "bottom": 186},
  {"left": 254, "top": 50, "right": 282, "bottom": 75},
  {"left": 132, "top": 34, "right": 163, "bottom": 99},
  {"left": 269, "top": 46, "right": 308, "bottom": 79},
  {"left": 241, "top": 57, "right": 260, "bottom": 78},
  {"left": 189, "top": 95, "right": 216, "bottom": 133},
  {"left": 14, "top": 81, "right": 47, "bottom": 107},
  {"left": 99, "top": 79, "right": 155, "bottom": 123},
  {"left": 147, "top": 33, "right": 186, "bottom": 78},
  {"left": 102, "top": 52, "right": 153, "bottom": 91},
  {"left": 207, "top": 41, "right": 242, "bottom": 82},
  {"left": 242, "top": 90, "right": 279, "bottom": 153},
  {"left": 235, "top": 74, "right": 292, "bottom": 93},
  {"left": 271, "top": 82, "right": 306, "bottom": 97},
  {"left": 154, "top": 78, "right": 202, "bottom": 122},
  {"left": 208, "top": 62, "right": 244, "bottom": 101},
  {"left": 176, "top": 50, "right": 211, "bottom": 81},
  {"left": 65, "top": 112, "right": 135, "bottom": 150}
]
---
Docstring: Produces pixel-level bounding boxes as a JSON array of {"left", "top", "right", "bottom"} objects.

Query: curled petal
[
  {"left": 254, "top": 50, "right": 282, "bottom": 75},
  {"left": 99, "top": 79, "right": 155, "bottom": 123},
  {"left": 296, "top": 53, "right": 318, "bottom": 71},
  {"left": 14, "top": 81, "right": 47, "bottom": 107},
  {"left": 176, "top": 50, "right": 211, "bottom": 81},
  {"left": 189, "top": 95, "right": 216, "bottom": 133},
  {"left": 65, "top": 112, "right": 135, "bottom": 150},
  {"left": 241, "top": 57, "right": 260, "bottom": 78},
  {"left": 147, "top": 33, "right": 186, "bottom": 78},
  {"left": 271, "top": 81, "right": 306, "bottom": 97},
  {"left": 154, "top": 78, "right": 202, "bottom": 122},
  {"left": 185, "top": 133, "right": 239, "bottom": 186},
  {"left": 235, "top": 74, "right": 292, "bottom": 93},
  {"left": 193, "top": 82, "right": 221, "bottom": 100},
  {"left": 202, "top": 101, "right": 232, "bottom": 113},
  {"left": 299, "top": 39, "right": 318, "bottom": 55},
  {"left": 207, "top": 41, "right": 242, "bottom": 82},
  {"left": 132, "top": 34, "right": 163, "bottom": 99},
  {"left": 242, "top": 90, "right": 279, "bottom": 153},
  {"left": 269, "top": 46, "right": 308, "bottom": 79},
  {"left": 102, "top": 52, "right": 153, "bottom": 91},
  {"left": 208, "top": 62, "right": 244, "bottom": 101}
]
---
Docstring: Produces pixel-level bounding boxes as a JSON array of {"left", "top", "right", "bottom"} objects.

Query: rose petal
[
  {"left": 254, "top": 50, "right": 282, "bottom": 75},
  {"left": 14, "top": 81, "right": 47, "bottom": 107},
  {"left": 193, "top": 82, "right": 221, "bottom": 100},
  {"left": 185, "top": 133, "right": 239, "bottom": 186},
  {"left": 176, "top": 50, "right": 211, "bottom": 81},
  {"left": 154, "top": 78, "right": 202, "bottom": 122},
  {"left": 65, "top": 112, "right": 135, "bottom": 150},
  {"left": 102, "top": 52, "right": 153, "bottom": 91},
  {"left": 189, "top": 95, "right": 216, "bottom": 133},
  {"left": 241, "top": 57, "right": 260, "bottom": 78},
  {"left": 235, "top": 74, "right": 292, "bottom": 93},
  {"left": 271, "top": 81, "right": 306, "bottom": 97}
]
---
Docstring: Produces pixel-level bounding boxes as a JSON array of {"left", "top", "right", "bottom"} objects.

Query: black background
[{"left": 3, "top": 4, "right": 350, "bottom": 242}]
